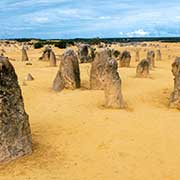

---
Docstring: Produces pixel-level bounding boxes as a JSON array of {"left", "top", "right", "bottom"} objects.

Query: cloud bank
[{"left": 0, "top": 0, "right": 180, "bottom": 38}]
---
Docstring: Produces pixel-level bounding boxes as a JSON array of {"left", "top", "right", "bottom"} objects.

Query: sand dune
[{"left": 0, "top": 42, "right": 180, "bottom": 180}]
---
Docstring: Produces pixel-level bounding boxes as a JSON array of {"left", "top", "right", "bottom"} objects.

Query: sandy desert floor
[{"left": 0, "top": 42, "right": 180, "bottom": 180}]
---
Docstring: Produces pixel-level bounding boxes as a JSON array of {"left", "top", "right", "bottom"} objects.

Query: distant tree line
[
  {"left": 33, "top": 40, "right": 75, "bottom": 49},
  {"left": 3, "top": 37, "right": 180, "bottom": 50},
  {"left": 32, "top": 38, "right": 110, "bottom": 49}
]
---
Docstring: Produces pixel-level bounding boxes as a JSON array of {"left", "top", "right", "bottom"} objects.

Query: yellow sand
[{"left": 0, "top": 42, "right": 180, "bottom": 180}]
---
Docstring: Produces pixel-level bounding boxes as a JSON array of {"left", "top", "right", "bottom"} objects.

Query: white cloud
[
  {"left": 118, "top": 29, "right": 149, "bottom": 37},
  {"left": 32, "top": 17, "right": 49, "bottom": 23},
  {"left": 1, "top": 0, "right": 70, "bottom": 9},
  {"left": 126, "top": 29, "right": 149, "bottom": 37},
  {"left": 22, "top": 8, "right": 80, "bottom": 24},
  {"left": 1, "top": 0, "right": 180, "bottom": 38},
  {"left": 119, "top": 32, "right": 124, "bottom": 35},
  {"left": 98, "top": 16, "right": 111, "bottom": 20},
  {"left": 176, "top": 16, "right": 180, "bottom": 20},
  {"left": 22, "top": 7, "right": 99, "bottom": 24}
]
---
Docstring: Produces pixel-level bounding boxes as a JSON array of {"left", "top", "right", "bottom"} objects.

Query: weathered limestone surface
[
  {"left": 0, "top": 56, "right": 32, "bottom": 163},
  {"left": 119, "top": 50, "right": 131, "bottom": 67},
  {"left": 147, "top": 50, "right": 155, "bottom": 68},
  {"left": 52, "top": 48, "right": 80, "bottom": 91},
  {"left": 22, "top": 47, "right": 29, "bottom": 61},
  {"left": 136, "top": 59, "right": 150, "bottom": 78},
  {"left": 169, "top": 57, "right": 180, "bottom": 109},
  {"left": 104, "top": 58, "right": 125, "bottom": 108},
  {"left": 90, "top": 49, "right": 110, "bottom": 90}
]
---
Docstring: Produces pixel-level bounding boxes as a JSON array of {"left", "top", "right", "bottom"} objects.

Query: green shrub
[
  {"left": 113, "top": 50, "right": 120, "bottom": 58},
  {"left": 89, "top": 38, "right": 101, "bottom": 45},
  {"left": 54, "top": 41, "right": 67, "bottom": 49},
  {"left": 34, "top": 42, "right": 44, "bottom": 49}
]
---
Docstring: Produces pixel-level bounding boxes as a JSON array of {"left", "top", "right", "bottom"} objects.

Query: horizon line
[{"left": 1, "top": 36, "right": 180, "bottom": 41}]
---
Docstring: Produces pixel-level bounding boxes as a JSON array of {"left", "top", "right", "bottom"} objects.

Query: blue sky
[{"left": 0, "top": 0, "right": 180, "bottom": 39}]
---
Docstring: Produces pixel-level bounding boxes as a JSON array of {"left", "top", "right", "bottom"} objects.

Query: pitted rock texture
[
  {"left": 78, "top": 44, "right": 95, "bottom": 63},
  {"left": 136, "top": 59, "right": 150, "bottom": 78},
  {"left": 169, "top": 57, "right": 180, "bottom": 109},
  {"left": 39, "top": 46, "right": 53, "bottom": 61},
  {"left": 0, "top": 56, "right": 32, "bottom": 163},
  {"left": 90, "top": 49, "right": 110, "bottom": 90},
  {"left": 135, "top": 49, "right": 140, "bottom": 62},
  {"left": 22, "top": 47, "right": 29, "bottom": 61},
  {"left": 119, "top": 50, "right": 131, "bottom": 67},
  {"left": 52, "top": 48, "right": 80, "bottom": 91},
  {"left": 147, "top": 50, "right": 155, "bottom": 68},
  {"left": 104, "top": 58, "right": 125, "bottom": 109},
  {"left": 49, "top": 51, "right": 57, "bottom": 67},
  {"left": 156, "top": 49, "right": 162, "bottom": 61}
]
